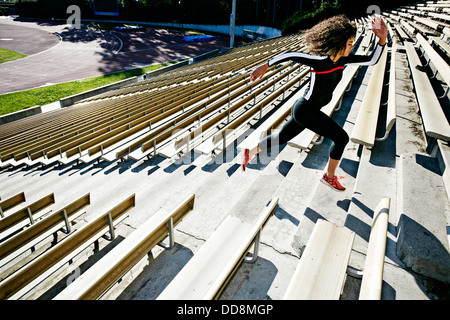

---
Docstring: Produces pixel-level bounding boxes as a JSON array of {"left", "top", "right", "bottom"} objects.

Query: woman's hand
[
  {"left": 250, "top": 63, "right": 269, "bottom": 82},
  {"left": 372, "top": 17, "right": 388, "bottom": 45}
]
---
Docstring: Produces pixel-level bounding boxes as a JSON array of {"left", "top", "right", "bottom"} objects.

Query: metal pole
[{"left": 230, "top": 0, "right": 236, "bottom": 48}]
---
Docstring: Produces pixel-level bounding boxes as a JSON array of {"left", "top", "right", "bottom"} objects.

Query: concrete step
[
  {"left": 289, "top": 54, "right": 370, "bottom": 257},
  {"left": 397, "top": 153, "right": 450, "bottom": 284},
  {"left": 344, "top": 144, "right": 397, "bottom": 270},
  {"left": 341, "top": 143, "right": 428, "bottom": 300}
]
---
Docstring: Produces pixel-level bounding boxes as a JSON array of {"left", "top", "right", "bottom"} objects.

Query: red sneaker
[
  {"left": 321, "top": 174, "right": 346, "bottom": 192},
  {"left": 242, "top": 148, "right": 251, "bottom": 171}
]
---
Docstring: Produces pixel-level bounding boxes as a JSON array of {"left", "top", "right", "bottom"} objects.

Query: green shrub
[{"left": 281, "top": 0, "right": 342, "bottom": 35}]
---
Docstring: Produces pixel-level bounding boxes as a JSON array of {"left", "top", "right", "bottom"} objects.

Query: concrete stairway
[{"left": 1, "top": 30, "right": 450, "bottom": 301}]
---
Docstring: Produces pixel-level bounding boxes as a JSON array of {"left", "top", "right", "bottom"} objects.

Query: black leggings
[{"left": 258, "top": 97, "right": 349, "bottom": 160}]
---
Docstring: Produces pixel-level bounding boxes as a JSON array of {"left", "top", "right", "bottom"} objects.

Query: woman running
[{"left": 243, "top": 15, "right": 388, "bottom": 192}]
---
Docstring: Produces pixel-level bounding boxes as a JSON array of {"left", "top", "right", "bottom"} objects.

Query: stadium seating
[
  {"left": 376, "top": 41, "right": 397, "bottom": 142},
  {"left": 53, "top": 194, "right": 194, "bottom": 300},
  {"left": 0, "top": 192, "right": 26, "bottom": 218},
  {"left": 0, "top": 193, "right": 55, "bottom": 240},
  {"left": 0, "top": 194, "right": 135, "bottom": 300},
  {"left": 405, "top": 42, "right": 450, "bottom": 141},
  {"left": 359, "top": 198, "right": 390, "bottom": 300},
  {"left": 157, "top": 198, "right": 278, "bottom": 300},
  {"left": 284, "top": 197, "right": 389, "bottom": 300},
  {"left": 0, "top": 33, "right": 304, "bottom": 168},
  {"left": 0, "top": 194, "right": 90, "bottom": 267},
  {"left": 351, "top": 34, "right": 390, "bottom": 147},
  {"left": 284, "top": 219, "right": 356, "bottom": 299},
  {"left": 416, "top": 32, "right": 450, "bottom": 90},
  {"left": 0, "top": 0, "right": 449, "bottom": 300}
]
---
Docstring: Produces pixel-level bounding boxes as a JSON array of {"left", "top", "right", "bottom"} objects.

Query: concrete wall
[
  {"left": 0, "top": 105, "right": 42, "bottom": 125},
  {"left": 59, "top": 59, "right": 191, "bottom": 108},
  {"left": 60, "top": 17, "right": 282, "bottom": 40},
  {"left": 59, "top": 76, "right": 139, "bottom": 107},
  {"left": 142, "top": 22, "right": 282, "bottom": 39}
]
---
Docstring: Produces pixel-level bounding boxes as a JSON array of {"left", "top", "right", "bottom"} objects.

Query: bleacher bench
[
  {"left": 284, "top": 197, "right": 390, "bottom": 300},
  {"left": 405, "top": 41, "right": 450, "bottom": 141},
  {"left": 359, "top": 198, "right": 390, "bottom": 300},
  {"left": 0, "top": 192, "right": 26, "bottom": 218},
  {"left": 157, "top": 197, "right": 279, "bottom": 300},
  {"left": 283, "top": 219, "right": 355, "bottom": 299},
  {"left": 0, "top": 194, "right": 90, "bottom": 267},
  {"left": 0, "top": 194, "right": 135, "bottom": 300},
  {"left": 376, "top": 42, "right": 397, "bottom": 142},
  {"left": 53, "top": 194, "right": 195, "bottom": 300},
  {"left": 351, "top": 43, "right": 389, "bottom": 146},
  {"left": 416, "top": 33, "right": 450, "bottom": 88},
  {"left": 0, "top": 193, "right": 55, "bottom": 241},
  {"left": 352, "top": 19, "right": 398, "bottom": 146}
]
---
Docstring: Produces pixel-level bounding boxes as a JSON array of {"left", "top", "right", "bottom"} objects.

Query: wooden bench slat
[
  {"left": 0, "top": 193, "right": 55, "bottom": 239},
  {"left": 284, "top": 219, "right": 355, "bottom": 300}
]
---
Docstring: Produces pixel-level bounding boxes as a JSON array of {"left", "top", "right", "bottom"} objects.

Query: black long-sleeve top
[{"left": 268, "top": 43, "right": 385, "bottom": 106}]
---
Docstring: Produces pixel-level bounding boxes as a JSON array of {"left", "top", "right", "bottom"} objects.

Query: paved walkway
[{"left": 0, "top": 17, "right": 229, "bottom": 95}]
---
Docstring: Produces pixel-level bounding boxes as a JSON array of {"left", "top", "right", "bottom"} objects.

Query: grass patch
[
  {"left": 0, "top": 47, "right": 28, "bottom": 63},
  {"left": 0, "top": 60, "right": 181, "bottom": 116}
]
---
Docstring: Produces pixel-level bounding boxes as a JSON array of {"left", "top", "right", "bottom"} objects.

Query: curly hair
[{"left": 301, "top": 14, "right": 357, "bottom": 56}]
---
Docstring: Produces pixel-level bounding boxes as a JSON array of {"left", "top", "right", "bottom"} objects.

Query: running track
[{"left": 0, "top": 17, "right": 229, "bottom": 95}]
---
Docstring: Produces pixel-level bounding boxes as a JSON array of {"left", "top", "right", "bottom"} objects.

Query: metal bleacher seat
[
  {"left": 53, "top": 194, "right": 194, "bottom": 300},
  {"left": 351, "top": 27, "right": 399, "bottom": 147},
  {"left": 405, "top": 41, "right": 450, "bottom": 142},
  {"left": 0, "top": 33, "right": 305, "bottom": 169},
  {"left": 0, "top": 192, "right": 26, "bottom": 218},
  {"left": 284, "top": 219, "right": 355, "bottom": 300},
  {"left": 351, "top": 43, "right": 389, "bottom": 147},
  {"left": 0, "top": 193, "right": 90, "bottom": 267},
  {"left": 284, "top": 198, "right": 390, "bottom": 300},
  {"left": 0, "top": 193, "right": 55, "bottom": 240},
  {"left": 157, "top": 198, "right": 278, "bottom": 300},
  {"left": 0, "top": 194, "right": 135, "bottom": 300},
  {"left": 415, "top": 32, "right": 450, "bottom": 97}
]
